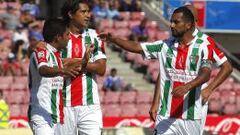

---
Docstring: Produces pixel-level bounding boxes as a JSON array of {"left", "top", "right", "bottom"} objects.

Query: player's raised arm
[{"left": 98, "top": 32, "right": 143, "bottom": 53}]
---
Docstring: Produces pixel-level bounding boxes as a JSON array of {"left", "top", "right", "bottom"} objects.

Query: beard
[{"left": 171, "top": 30, "right": 185, "bottom": 38}]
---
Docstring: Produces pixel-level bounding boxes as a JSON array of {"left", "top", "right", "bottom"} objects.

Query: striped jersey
[
  {"left": 29, "top": 44, "right": 64, "bottom": 123},
  {"left": 141, "top": 31, "right": 213, "bottom": 120},
  {"left": 61, "top": 28, "right": 106, "bottom": 107},
  {"left": 193, "top": 29, "right": 227, "bottom": 66}
]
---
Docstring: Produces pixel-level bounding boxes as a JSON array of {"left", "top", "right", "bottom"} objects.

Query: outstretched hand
[{"left": 98, "top": 32, "right": 112, "bottom": 42}]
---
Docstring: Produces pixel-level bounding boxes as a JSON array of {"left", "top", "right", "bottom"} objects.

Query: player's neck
[
  {"left": 50, "top": 42, "right": 61, "bottom": 51},
  {"left": 178, "top": 31, "right": 194, "bottom": 45},
  {"left": 69, "top": 23, "right": 84, "bottom": 35}
]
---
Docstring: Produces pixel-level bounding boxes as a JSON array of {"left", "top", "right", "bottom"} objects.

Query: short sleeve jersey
[
  {"left": 29, "top": 44, "right": 64, "bottom": 123},
  {"left": 141, "top": 32, "right": 213, "bottom": 120},
  {"left": 61, "top": 28, "right": 107, "bottom": 107},
  {"left": 193, "top": 29, "right": 227, "bottom": 66}
]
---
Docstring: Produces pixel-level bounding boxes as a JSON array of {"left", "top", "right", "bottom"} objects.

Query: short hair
[
  {"left": 111, "top": 68, "right": 117, "bottom": 72},
  {"left": 61, "top": 0, "right": 89, "bottom": 22},
  {"left": 173, "top": 6, "right": 195, "bottom": 26},
  {"left": 42, "top": 18, "right": 69, "bottom": 43}
]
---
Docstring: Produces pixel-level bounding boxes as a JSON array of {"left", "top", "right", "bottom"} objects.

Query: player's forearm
[
  {"left": 152, "top": 73, "right": 160, "bottom": 106},
  {"left": 110, "top": 36, "right": 143, "bottom": 53},
  {"left": 39, "top": 66, "right": 63, "bottom": 77},
  {"left": 187, "top": 67, "right": 211, "bottom": 91},
  {"left": 207, "top": 61, "right": 232, "bottom": 91},
  {"left": 85, "top": 59, "right": 106, "bottom": 76}
]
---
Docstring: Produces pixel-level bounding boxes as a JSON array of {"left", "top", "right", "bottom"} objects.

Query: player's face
[
  {"left": 170, "top": 12, "right": 189, "bottom": 38},
  {"left": 59, "top": 28, "right": 70, "bottom": 49},
  {"left": 71, "top": 3, "right": 91, "bottom": 28}
]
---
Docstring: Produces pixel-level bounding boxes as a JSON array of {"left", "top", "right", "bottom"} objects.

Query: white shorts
[
  {"left": 201, "top": 103, "right": 208, "bottom": 135},
  {"left": 154, "top": 115, "right": 201, "bottom": 135},
  {"left": 57, "top": 104, "right": 102, "bottom": 135},
  {"left": 29, "top": 108, "right": 59, "bottom": 135}
]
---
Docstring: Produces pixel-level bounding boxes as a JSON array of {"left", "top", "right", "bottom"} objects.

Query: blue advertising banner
[
  {"left": 206, "top": 1, "right": 240, "bottom": 30},
  {"left": 162, "top": 0, "right": 240, "bottom": 32}
]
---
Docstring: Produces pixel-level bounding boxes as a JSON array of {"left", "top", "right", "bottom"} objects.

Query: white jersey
[
  {"left": 29, "top": 44, "right": 64, "bottom": 123},
  {"left": 61, "top": 28, "right": 106, "bottom": 107},
  {"left": 193, "top": 29, "right": 227, "bottom": 66},
  {"left": 141, "top": 31, "right": 213, "bottom": 120}
]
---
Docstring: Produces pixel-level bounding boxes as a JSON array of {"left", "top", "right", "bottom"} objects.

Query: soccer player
[
  {"left": 100, "top": 6, "right": 215, "bottom": 134},
  {"left": 185, "top": 4, "right": 233, "bottom": 134},
  {"left": 28, "top": 18, "right": 88, "bottom": 135},
  {"left": 58, "top": 0, "right": 107, "bottom": 135}
]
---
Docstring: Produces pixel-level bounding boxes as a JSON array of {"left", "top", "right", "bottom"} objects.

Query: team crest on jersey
[
  {"left": 74, "top": 44, "right": 80, "bottom": 55},
  {"left": 37, "top": 51, "right": 45, "bottom": 58}
]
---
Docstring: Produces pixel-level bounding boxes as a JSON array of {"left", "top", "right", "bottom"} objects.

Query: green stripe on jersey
[
  {"left": 187, "top": 88, "right": 196, "bottom": 119},
  {"left": 50, "top": 53, "right": 58, "bottom": 68},
  {"left": 63, "top": 81, "right": 67, "bottom": 106},
  {"left": 93, "top": 38, "right": 99, "bottom": 56},
  {"left": 146, "top": 44, "right": 163, "bottom": 53},
  {"left": 165, "top": 48, "right": 173, "bottom": 68},
  {"left": 159, "top": 80, "right": 171, "bottom": 116},
  {"left": 51, "top": 89, "right": 58, "bottom": 123},
  {"left": 86, "top": 73, "right": 93, "bottom": 104},
  {"left": 190, "top": 47, "right": 199, "bottom": 71},
  {"left": 61, "top": 48, "right": 68, "bottom": 58}
]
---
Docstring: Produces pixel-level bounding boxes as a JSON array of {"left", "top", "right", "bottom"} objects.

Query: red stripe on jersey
[
  {"left": 170, "top": 45, "right": 189, "bottom": 118},
  {"left": 59, "top": 89, "right": 64, "bottom": 124},
  {"left": 207, "top": 36, "right": 224, "bottom": 59},
  {"left": 96, "top": 32, "right": 105, "bottom": 54},
  {"left": 100, "top": 39, "right": 105, "bottom": 54},
  {"left": 70, "top": 34, "right": 83, "bottom": 106},
  {"left": 170, "top": 81, "right": 184, "bottom": 118},
  {"left": 175, "top": 45, "right": 189, "bottom": 69},
  {"left": 35, "top": 48, "right": 47, "bottom": 64},
  {"left": 54, "top": 51, "right": 63, "bottom": 68}
]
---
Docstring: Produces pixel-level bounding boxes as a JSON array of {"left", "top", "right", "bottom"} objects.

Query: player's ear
[{"left": 68, "top": 11, "right": 72, "bottom": 19}]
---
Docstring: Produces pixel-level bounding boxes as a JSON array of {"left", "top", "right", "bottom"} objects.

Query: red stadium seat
[
  {"left": 99, "top": 19, "right": 113, "bottom": 30},
  {"left": 114, "top": 20, "right": 128, "bottom": 28},
  {"left": 120, "top": 104, "right": 137, "bottom": 117},
  {"left": 9, "top": 104, "right": 21, "bottom": 116},
  {"left": 103, "top": 104, "right": 121, "bottom": 117},
  {"left": 136, "top": 91, "right": 153, "bottom": 104},
  {"left": 119, "top": 91, "right": 136, "bottom": 104},
  {"left": 119, "top": 12, "right": 131, "bottom": 20},
  {"left": 223, "top": 103, "right": 238, "bottom": 115},
  {"left": 208, "top": 99, "right": 222, "bottom": 113},
  {"left": 128, "top": 20, "right": 141, "bottom": 29},
  {"left": 103, "top": 91, "right": 121, "bottom": 104},
  {"left": 136, "top": 103, "right": 151, "bottom": 117},
  {"left": 220, "top": 90, "right": 236, "bottom": 104}
]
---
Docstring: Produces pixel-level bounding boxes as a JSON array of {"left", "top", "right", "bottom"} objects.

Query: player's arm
[
  {"left": 38, "top": 66, "right": 78, "bottom": 78},
  {"left": 98, "top": 32, "right": 143, "bottom": 53},
  {"left": 149, "top": 73, "right": 160, "bottom": 121},
  {"left": 84, "top": 59, "right": 106, "bottom": 76},
  {"left": 172, "top": 67, "right": 211, "bottom": 97},
  {"left": 172, "top": 44, "right": 213, "bottom": 97},
  {"left": 201, "top": 60, "right": 232, "bottom": 104}
]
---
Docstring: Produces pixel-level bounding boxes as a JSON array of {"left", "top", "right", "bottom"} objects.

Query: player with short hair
[
  {"left": 28, "top": 18, "right": 88, "bottom": 135},
  {"left": 99, "top": 6, "right": 216, "bottom": 134}
]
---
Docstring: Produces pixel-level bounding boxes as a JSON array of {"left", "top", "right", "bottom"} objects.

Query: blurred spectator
[
  {"left": 0, "top": 89, "right": 10, "bottom": 128},
  {"left": 103, "top": 68, "right": 124, "bottom": 91},
  {"left": 19, "top": 9, "right": 35, "bottom": 28},
  {"left": 129, "top": 18, "right": 148, "bottom": 42},
  {"left": 3, "top": 40, "right": 25, "bottom": 76},
  {"left": 12, "top": 25, "right": 29, "bottom": 51},
  {"left": 92, "top": 0, "right": 108, "bottom": 23},
  {"left": 0, "top": 5, "right": 19, "bottom": 30},
  {"left": 21, "top": 0, "right": 40, "bottom": 18},
  {"left": 107, "top": 0, "right": 121, "bottom": 20},
  {"left": 119, "top": 0, "right": 142, "bottom": 12}
]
